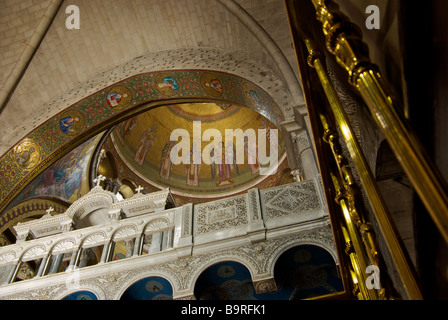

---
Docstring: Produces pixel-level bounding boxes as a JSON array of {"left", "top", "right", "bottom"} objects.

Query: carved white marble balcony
[{"left": 0, "top": 177, "right": 336, "bottom": 300}]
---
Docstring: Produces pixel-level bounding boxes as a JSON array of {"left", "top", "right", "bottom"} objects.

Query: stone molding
[
  {"left": 0, "top": 180, "right": 337, "bottom": 299},
  {"left": 0, "top": 224, "right": 336, "bottom": 300}
]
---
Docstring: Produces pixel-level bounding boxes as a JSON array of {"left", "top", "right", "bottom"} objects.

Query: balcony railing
[{"left": 0, "top": 177, "right": 329, "bottom": 294}]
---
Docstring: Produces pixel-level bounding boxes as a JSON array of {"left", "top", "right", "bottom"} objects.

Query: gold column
[
  {"left": 331, "top": 172, "right": 378, "bottom": 300},
  {"left": 306, "top": 40, "right": 422, "bottom": 299},
  {"left": 309, "top": 0, "right": 448, "bottom": 247}
]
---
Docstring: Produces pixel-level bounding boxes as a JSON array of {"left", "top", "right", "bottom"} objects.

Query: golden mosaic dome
[{"left": 108, "top": 102, "right": 289, "bottom": 201}]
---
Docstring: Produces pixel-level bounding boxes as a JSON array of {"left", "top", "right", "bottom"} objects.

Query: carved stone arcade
[{"left": 0, "top": 177, "right": 337, "bottom": 300}]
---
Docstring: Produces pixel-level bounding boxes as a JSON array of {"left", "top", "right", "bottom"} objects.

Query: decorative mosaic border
[{"left": 0, "top": 70, "right": 284, "bottom": 215}]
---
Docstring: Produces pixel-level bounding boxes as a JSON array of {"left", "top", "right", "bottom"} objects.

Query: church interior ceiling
[
  {"left": 0, "top": 99, "right": 294, "bottom": 234},
  {"left": 0, "top": 0, "right": 350, "bottom": 301},
  {"left": 105, "top": 102, "right": 292, "bottom": 204},
  {"left": 0, "top": 70, "right": 284, "bottom": 211},
  {"left": 0, "top": 70, "right": 294, "bottom": 230}
]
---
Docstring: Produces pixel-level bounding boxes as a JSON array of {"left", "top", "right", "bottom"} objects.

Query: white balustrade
[{"left": 0, "top": 178, "right": 330, "bottom": 295}]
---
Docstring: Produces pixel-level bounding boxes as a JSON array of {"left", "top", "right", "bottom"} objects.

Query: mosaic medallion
[
  {"left": 145, "top": 280, "right": 163, "bottom": 293},
  {"left": 201, "top": 73, "right": 224, "bottom": 97},
  {"left": 58, "top": 110, "right": 86, "bottom": 136},
  {"left": 106, "top": 85, "right": 132, "bottom": 109},
  {"left": 242, "top": 82, "right": 262, "bottom": 110},
  {"left": 221, "top": 279, "right": 254, "bottom": 299},
  {"left": 13, "top": 139, "right": 41, "bottom": 171},
  {"left": 217, "top": 265, "right": 236, "bottom": 278},
  {"left": 155, "top": 73, "right": 179, "bottom": 97}
]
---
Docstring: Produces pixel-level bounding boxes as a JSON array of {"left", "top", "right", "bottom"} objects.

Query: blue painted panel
[
  {"left": 63, "top": 291, "right": 98, "bottom": 300},
  {"left": 120, "top": 276, "right": 173, "bottom": 300}
]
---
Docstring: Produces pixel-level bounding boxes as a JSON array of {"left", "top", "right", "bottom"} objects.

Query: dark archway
[
  {"left": 194, "top": 261, "right": 260, "bottom": 300},
  {"left": 273, "top": 245, "right": 343, "bottom": 299},
  {"left": 120, "top": 276, "right": 173, "bottom": 300}
]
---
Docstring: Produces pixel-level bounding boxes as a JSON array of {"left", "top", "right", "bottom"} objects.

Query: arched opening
[
  {"left": 272, "top": 245, "right": 343, "bottom": 299},
  {"left": 120, "top": 276, "right": 173, "bottom": 300},
  {"left": 194, "top": 261, "right": 258, "bottom": 300},
  {"left": 63, "top": 291, "right": 98, "bottom": 300},
  {"left": 0, "top": 69, "right": 288, "bottom": 219}
]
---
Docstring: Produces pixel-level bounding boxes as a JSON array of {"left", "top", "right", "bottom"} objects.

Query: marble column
[
  {"left": 36, "top": 255, "right": 50, "bottom": 277},
  {"left": 111, "top": 178, "right": 122, "bottom": 195},
  {"left": 48, "top": 254, "right": 64, "bottom": 274},
  {"left": 67, "top": 248, "right": 82, "bottom": 271},
  {"left": 6, "top": 260, "right": 22, "bottom": 284},
  {"left": 133, "top": 235, "right": 143, "bottom": 256},
  {"left": 79, "top": 249, "right": 92, "bottom": 268},
  {"left": 100, "top": 242, "right": 111, "bottom": 263},
  {"left": 281, "top": 112, "right": 319, "bottom": 181}
]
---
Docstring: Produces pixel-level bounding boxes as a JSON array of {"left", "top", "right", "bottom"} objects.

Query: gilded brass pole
[
  {"left": 310, "top": 0, "right": 448, "bottom": 247},
  {"left": 331, "top": 173, "right": 377, "bottom": 300},
  {"left": 305, "top": 40, "right": 422, "bottom": 299}
]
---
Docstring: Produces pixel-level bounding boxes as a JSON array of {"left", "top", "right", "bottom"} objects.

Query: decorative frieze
[
  {"left": 13, "top": 212, "right": 73, "bottom": 241},
  {"left": 194, "top": 195, "right": 248, "bottom": 236},
  {"left": 0, "top": 180, "right": 336, "bottom": 300},
  {"left": 0, "top": 225, "right": 336, "bottom": 300},
  {"left": 260, "top": 181, "right": 322, "bottom": 219}
]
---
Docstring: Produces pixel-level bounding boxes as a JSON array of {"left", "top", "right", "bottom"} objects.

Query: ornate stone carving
[
  {"left": 292, "top": 130, "right": 311, "bottom": 151},
  {"left": 248, "top": 188, "right": 261, "bottom": 221},
  {"left": 52, "top": 239, "right": 76, "bottom": 254},
  {"left": 182, "top": 204, "right": 192, "bottom": 237},
  {"left": 22, "top": 245, "right": 46, "bottom": 261},
  {"left": 82, "top": 232, "right": 106, "bottom": 248},
  {"left": 145, "top": 218, "right": 169, "bottom": 233},
  {"left": 194, "top": 195, "right": 248, "bottom": 235},
  {"left": 0, "top": 180, "right": 336, "bottom": 300},
  {"left": 261, "top": 181, "right": 321, "bottom": 219},
  {"left": 113, "top": 226, "right": 137, "bottom": 241},
  {"left": 253, "top": 278, "right": 278, "bottom": 294},
  {"left": 0, "top": 223, "right": 337, "bottom": 300},
  {"left": 0, "top": 252, "right": 15, "bottom": 265}
]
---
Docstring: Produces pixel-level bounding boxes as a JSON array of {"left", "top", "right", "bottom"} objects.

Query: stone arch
[
  {"left": 20, "top": 244, "right": 47, "bottom": 262},
  {"left": 143, "top": 217, "right": 171, "bottom": 234},
  {"left": 192, "top": 259, "right": 259, "bottom": 300},
  {"left": 189, "top": 253, "right": 259, "bottom": 296},
  {"left": 80, "top": 231, "right": 107, "bottom": 249},
  {"left": 49, "top": 238, "right": 77, "bottom": 255},
  {"left": 65, "top": 190, "right": 116, "bottom": 228},
  {"left": 111, "top": 225, "right": 138, "bottom": 242},
  {"left": 0, "top": 69, "right": 286, "bottom": 220},
  {"left": 55, "top": 283, "right": 107, "bottom": 300},
  {"left": 269, "top": 244, "right": 344, "bottom": 299},
  {"left": 0, "top": 251, "right": 16, "bottom": 265},
  {"left": 114, "top": 271, "right": 178, "bottom": 300},
  {"left": 0, "top": 197, "right": 70, "bottom": 235},
  {"left": 267, "top": 236, "right": 339, "bottom": 277}
]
